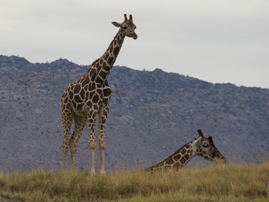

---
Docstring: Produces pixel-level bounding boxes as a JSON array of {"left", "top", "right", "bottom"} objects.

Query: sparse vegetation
[{"left": 0, "top": 162, "right": 268, "bottom": 202}]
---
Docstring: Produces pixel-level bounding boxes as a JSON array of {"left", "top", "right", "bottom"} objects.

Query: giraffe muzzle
[{"left": 132, "top": 33, "right": 138, "bottom": 40}]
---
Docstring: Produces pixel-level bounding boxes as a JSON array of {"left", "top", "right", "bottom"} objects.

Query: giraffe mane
[{"left": 159, "top": 138, "right": 196, "bottom": 163}]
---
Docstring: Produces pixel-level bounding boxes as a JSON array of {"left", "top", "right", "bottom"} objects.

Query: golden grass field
[{"left": 0, "top": 161, "right": 268, "bottom": 202}]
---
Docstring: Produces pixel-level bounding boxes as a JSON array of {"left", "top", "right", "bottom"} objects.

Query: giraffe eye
[{"left": 203, "top": 144, "right": 209, "bottom": 148}]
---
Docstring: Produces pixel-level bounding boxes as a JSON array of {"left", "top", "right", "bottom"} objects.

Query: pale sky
[{"left": 1, "top": 0, "right": 269, "bottom": 88}]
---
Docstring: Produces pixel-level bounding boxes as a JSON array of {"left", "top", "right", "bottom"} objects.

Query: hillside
[{"left": 0, "top": 55, "right": 269, "bottom": 171}]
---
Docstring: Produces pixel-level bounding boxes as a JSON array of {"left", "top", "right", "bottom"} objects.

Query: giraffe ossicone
[
  {"left": 61, "top": 14, "right": 137, "bottom": 174},
  {"left": 146, "top": 129, "right": 226, "bottom": 171}
]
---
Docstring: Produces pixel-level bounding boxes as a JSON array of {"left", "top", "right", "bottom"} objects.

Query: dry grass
[{"left": 0, "top": 161, "right": 268, "bottom": 202}]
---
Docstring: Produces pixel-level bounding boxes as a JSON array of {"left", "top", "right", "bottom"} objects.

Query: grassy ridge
[{"left": 0, "top": 162, "right": 268, "bottom": 202}]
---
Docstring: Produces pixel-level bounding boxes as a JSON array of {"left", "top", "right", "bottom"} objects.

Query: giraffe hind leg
[
  {"left": 61, "top": 113, "right": 73, "bottom": 170},
  {"left": 69, "top": 115, "right": 87, "bottom": 170}
]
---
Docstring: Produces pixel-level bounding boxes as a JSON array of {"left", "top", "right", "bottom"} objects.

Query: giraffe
[
  {"left": 146, "top": 129, "right": 226, "bottom": 171},
  {"left": 61, "top": 14, "right": 138, "bottom": 174}
]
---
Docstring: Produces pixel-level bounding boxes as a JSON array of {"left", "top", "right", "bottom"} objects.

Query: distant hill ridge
[{"left": 1, "top": 55, "right": 269, "bottom": 171}]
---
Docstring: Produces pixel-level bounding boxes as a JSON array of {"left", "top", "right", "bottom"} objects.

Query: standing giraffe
[
  {"left": 146, "top": 129, "right": 226, "bottom": 171},
  {"left": 61, "top": 14, "right": 138, "bottom": 173}
]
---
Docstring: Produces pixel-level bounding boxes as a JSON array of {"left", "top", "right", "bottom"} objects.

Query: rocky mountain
[{"left": 0, "top": 55, "right": 269, "bottom": 171}]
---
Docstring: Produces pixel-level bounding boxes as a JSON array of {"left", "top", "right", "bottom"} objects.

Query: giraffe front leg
[
  {"left": 69, "top": 133, "right": 77, "bottom": 170},
  {"left": 98, "top": 114, "right": 107, "bottom": 174},
  {"left": 88, "top": 110, "right": 98, "bottom": 174},
  {"left": 89, "top": 134, "right": 96, "bottom": 174},
  {"left": 98, "top": 104, "right": 111, "bottom": 174}
]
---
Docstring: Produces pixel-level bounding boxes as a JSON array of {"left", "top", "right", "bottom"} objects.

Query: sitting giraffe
[{"left": 146, "top": 129, "right": 226, "bottom": 171}]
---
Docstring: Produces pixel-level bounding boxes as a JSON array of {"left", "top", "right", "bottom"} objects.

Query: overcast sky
[{"left": 1, "top": 0, "right": 269, "bottom": 88}]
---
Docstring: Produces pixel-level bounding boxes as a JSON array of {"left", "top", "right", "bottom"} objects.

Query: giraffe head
[
  {"left": 112, "top": 14, "right": 138, "bottom": 39},
  {"left": 193, "top": 129, "right": 226, "bottom": 164}
]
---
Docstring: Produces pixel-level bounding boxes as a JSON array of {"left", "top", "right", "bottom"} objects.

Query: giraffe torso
[
  {"left": 61, "top": 64, "right": 112, "bottom": 116},
  {"left": 61, "top": 30, "right": 126, "bottom": 117}
]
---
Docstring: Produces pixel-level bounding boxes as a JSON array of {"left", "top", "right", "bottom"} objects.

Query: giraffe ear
[
  {"left": 197, "top": 129, "right": 205, "bottom": 138},
  {"left": 208, "top": 136, "right": 216, "bottom": 147},
  {"left": 112, "top": 22, "right": 122, "bottom": 28}
]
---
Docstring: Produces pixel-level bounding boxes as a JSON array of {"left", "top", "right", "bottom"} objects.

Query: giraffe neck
[
  {"left": 146, "top": 139, "right": 196, "bottom": 171},
  {"left": 88, "top": 29, "right": 125, "bottom": 83},
  {"left": 101, "top": 28, "right": 125, "bottom": 65}
]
